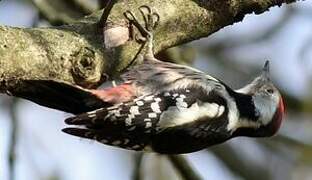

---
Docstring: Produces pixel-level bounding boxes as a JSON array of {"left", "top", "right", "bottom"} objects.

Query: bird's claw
[{"left": 124, "top": 5, "right": 159, "bottom": 60}]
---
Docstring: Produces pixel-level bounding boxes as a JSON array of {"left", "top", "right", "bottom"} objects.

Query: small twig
[
  {"left": 132, "top": 153, "right": 144, "bottom": 180},
  {"left": 167, "top": 155, "right": 202, "bottom": 180},
  {"left": 98, "top": 0, "right": 118, "bottom": 27},
  {"left": 209, "top": 144, "right": 271, "bottom": 180},
  {"left": 8, "top": 98, "right": 19, "bottom": 180}
]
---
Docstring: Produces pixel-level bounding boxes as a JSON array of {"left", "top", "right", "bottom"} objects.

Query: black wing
[
  {"left": 63, "top": 87, "right": 229, "bottom": 152},
  {"left": 63, "top": 92, "right": 175, "bottom": 150},
  {"left": 151, "top": 111, "right": 231, "bottom": 154}
]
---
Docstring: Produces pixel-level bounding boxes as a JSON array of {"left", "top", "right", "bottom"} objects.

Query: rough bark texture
[{"left": 0, "top": 0, "right": 298, "bottom": 98}]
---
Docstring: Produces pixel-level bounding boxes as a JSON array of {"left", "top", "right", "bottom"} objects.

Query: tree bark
[{"left": 0, "top": 0, "right": 298, "bottom": 98}]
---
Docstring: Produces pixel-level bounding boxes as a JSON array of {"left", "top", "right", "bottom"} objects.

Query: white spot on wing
[
  {"left": 164, "top": 92, "right": 171, "bottom": 96},
  {"left": 104, "top": 113, "right": 113, "bottom": 120},
  {"left": 87, "top": 113, "right": 96, "bottom": 118},
  {"left": 114, "top": 108, "right": 121, "bottom": 117},
  {"left": 144, "top": 95, "right": 154, "bottom": 101},
  {"left": 136, "top": 101, "right": 144, "bottom": 106},
  {"left": 130, "top": 106, "right": 140, "bottom": 115},
  {"left": 154, "top": 98, "right": 162, "bottom": 102},
  {"left": 107, "top": 104, "right": 122, "bottom": 110},
  {"left": 148, "top": 113, "right": 157, "bottom": 118},
  {"left": 176, "top": 97, "right": 188, "bottom": 108},
  {"left": 125, "top": 117, "right": 132, "bottom": 126},
  {"left": 175, "top": 94, "right": 188, "bottom": 108},
  {"left": 151, "top": 102, "right": 161, "bottom": 113},
  {"left": 145, "top": 122, "right": 152, "bottom": 128},
  {"left": 179, "top": 94, "right": 186, "bottom": 98}
]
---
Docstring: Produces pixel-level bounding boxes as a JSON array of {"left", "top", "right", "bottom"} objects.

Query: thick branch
[{"left": 0, "top": 0, "right": 298, "bottom": 96}]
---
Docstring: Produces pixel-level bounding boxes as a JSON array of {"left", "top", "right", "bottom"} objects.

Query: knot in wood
[{"left": 71, "top": 47, "right": 101, "bottom": 88}]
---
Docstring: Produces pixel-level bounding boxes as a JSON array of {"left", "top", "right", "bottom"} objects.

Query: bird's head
[{"left": 234, "top": 61, "right": 285, "bottom": 137}]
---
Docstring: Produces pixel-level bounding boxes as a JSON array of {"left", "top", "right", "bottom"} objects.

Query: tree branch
[
  {"left": 30, "top": 0, "right": 88, "bottom": 25},
  {"left": 168, "top": 155, "right": 201, "bottom": 180},
  {"left": 8, "top": 98, "right": 18, "bottom": 180},
  {"left": 209, "top": 144, "right": 271, "bottom": 180},
  {"left": 0, "top": 0, "right": 299, "bottom": 104},
  {"left": 132, "top": 153, "right": 143, "bottom": 180}
]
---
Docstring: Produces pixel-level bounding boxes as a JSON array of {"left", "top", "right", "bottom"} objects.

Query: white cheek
[{"left": 253, "top": 96, "right": 278, "bottom": 125}]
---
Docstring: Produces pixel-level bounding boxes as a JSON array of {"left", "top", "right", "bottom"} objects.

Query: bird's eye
[{"left": 266, "top": 88, "right": 274, "bottom": 94}]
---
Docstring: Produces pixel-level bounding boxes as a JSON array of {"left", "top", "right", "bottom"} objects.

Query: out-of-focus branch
[
  {"left": 299, "top": 35, "right": 312, "bottom": 65},
  {"left": 209, "top": 143, "right": 271, "bottom": 180},
  {"left": 156, "top": 46, "right": 196, "bottom": 65},
  {"left": 167, "top": 155, "right": 201, "bottom": 180},
  {"left": 132, "top": 153, "right": 143, "bottom": 180},
  {"left": 0, "top": 0, "right": 300, "bottom": 109},
  {"left": 206, "top": 6, "right": 295, "bottom": 50},
  {"left": 8, "top": 98, "right": 18, "bottom": 180},
  {"left": 199, "top": 6, "right": 296, "bottom": 79},
  {"left": 270, "top": 134, "right": 312, "bottom": 150},
  {"left": 30, "top": 0, "right": 93, "bottom": 25}
]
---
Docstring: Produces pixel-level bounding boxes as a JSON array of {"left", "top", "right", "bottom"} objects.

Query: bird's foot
[{"left": 124, "top": 5, "right": 160, "bottom": 60}]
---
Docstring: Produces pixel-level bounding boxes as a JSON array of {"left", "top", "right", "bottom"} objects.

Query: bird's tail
[{"left": 13, "top": 80, "right": 111, "bottom": 114}]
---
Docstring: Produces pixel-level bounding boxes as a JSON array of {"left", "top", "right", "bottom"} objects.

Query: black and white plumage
[
  {"left": 61, "top": 6, "right": 285, "bottom": 154},
  {"left": 63, "top": 59, "right": 285, "bottom": 154}
]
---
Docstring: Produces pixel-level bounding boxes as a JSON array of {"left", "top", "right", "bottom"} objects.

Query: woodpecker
[{"left": 62, "top": 6, "right": 285, "bottom": 154}]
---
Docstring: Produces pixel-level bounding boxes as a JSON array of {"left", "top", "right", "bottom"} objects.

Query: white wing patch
[
  {"left": 129, "top": 106, "right": 140, "bottom": 115},
  {"left": 136, "top": 100, "right": 144, "bottom": 106},
  {"left": 158, "top": 101, "right": 225, "bottom": 128},
  {"left": 148, "top": 113, "right": 157, "bottom": 118},
  {"left": 176, "top": 94, "right": 188, "bottom": 108},
  {"left": 151, "top": 102, "right": 161, "bottom": 113}
]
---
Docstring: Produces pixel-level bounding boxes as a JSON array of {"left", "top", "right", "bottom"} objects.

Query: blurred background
[{"left": 0, "top": 0, "right": 312, "bottom": 180}]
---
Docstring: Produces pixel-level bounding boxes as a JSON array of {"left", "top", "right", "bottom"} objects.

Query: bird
[{"left": 60, "top": 6, "right": 285, "bottom": 154}]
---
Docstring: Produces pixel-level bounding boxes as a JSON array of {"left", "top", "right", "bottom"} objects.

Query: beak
[{"left": 261, "top": 60, "right": 270, "bottom": 81}]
